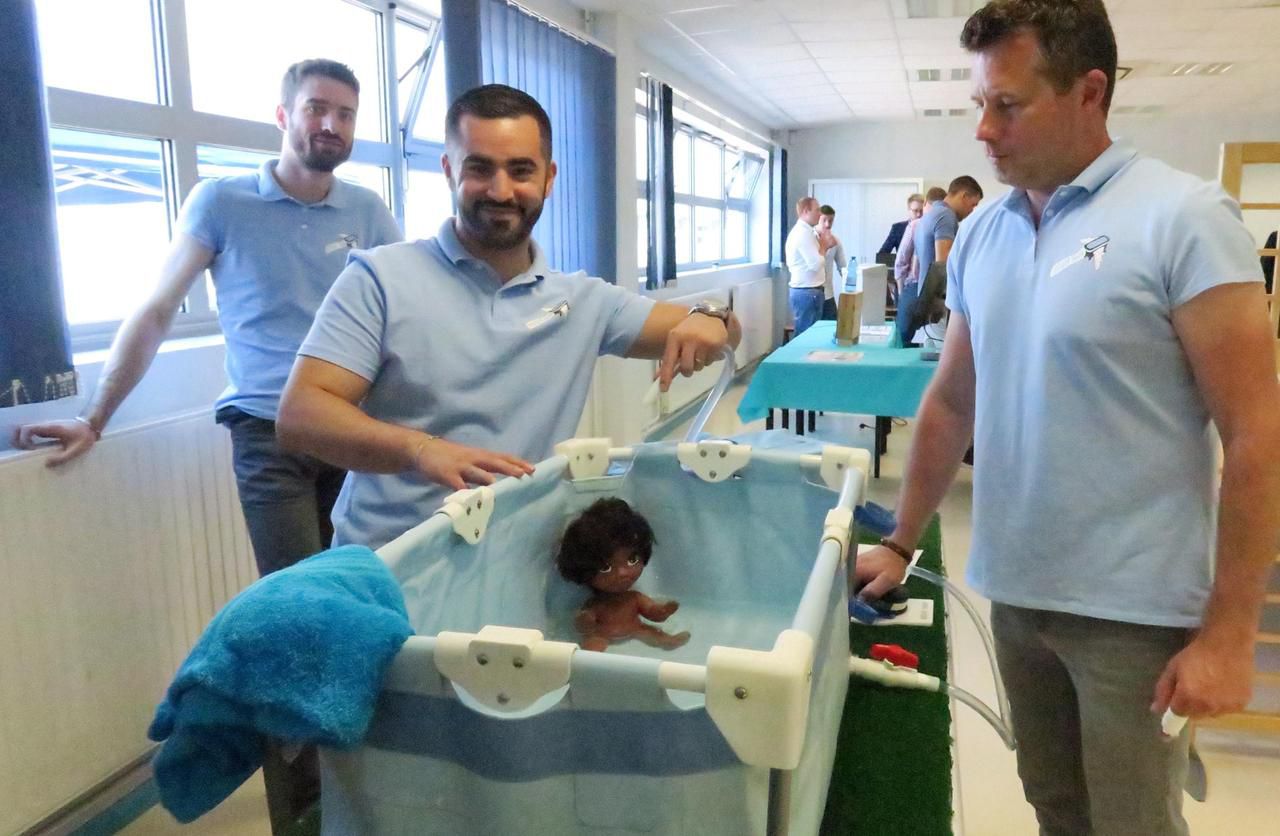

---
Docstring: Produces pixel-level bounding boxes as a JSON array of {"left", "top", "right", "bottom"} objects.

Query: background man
[
  {"left": 818, "top": 204, "right": 847, "bottom": 320},
  {"left": 896, "top": 176, "right": 982, "bottom": 344},
  {"left": 785, "top": 196, "right": 830, "bottom": 335}
]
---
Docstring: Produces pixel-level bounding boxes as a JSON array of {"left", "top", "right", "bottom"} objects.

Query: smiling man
[
  {"left": 278, "top": 84, "right": 740, "bottom": 552},
  {"left": 854, "top": 2, "right": 1280, "bottom": 833}
]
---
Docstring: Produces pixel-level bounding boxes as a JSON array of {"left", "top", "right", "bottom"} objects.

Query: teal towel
[{"left": 147, "top": 545, "right": 413, "bottom": 823}]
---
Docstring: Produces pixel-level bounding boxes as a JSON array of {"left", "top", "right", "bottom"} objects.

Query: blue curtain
[
  {"left": 643, "top": 78, "right": 675, "bottom": 291},
  {"left": 443, "top": 0, "right": 617, "bottom": 282},
  {"left": 1, "top": 0, "right": 76, "bottom": 407}
]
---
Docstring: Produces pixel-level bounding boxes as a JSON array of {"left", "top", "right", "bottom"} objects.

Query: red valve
[{"left": 869, "top": 643, "right": 919, "bottom": 669}]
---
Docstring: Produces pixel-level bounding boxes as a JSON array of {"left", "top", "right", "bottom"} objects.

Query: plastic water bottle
[{"left": 845, "top": 255, "right": 859, "bottom": 293}]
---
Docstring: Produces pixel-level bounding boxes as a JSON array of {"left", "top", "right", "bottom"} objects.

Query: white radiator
[{"left": 0, "top": 410, "right": 255, "bottom": 833}]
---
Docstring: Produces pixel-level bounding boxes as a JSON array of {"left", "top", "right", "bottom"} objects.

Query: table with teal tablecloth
[{"left": 737, "top": 321, "right": 938, "bottom": 474}]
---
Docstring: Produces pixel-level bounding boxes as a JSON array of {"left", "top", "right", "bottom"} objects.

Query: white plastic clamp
[
  {"left": 434, "top": 626, "right": 577, "bottom": 713},
  {"left": 554, "top": 437, "right": 614, "bottom": 480},
  {"left": 822, "top": 506, "right": 854, "bottom": 559},
  {"left": 705, "top": 629, "right": 814, "bottom": 769},
  {"left": 435, "top": 486, "right": 495, "bottom": 544},
  {"left": 820, "top": 445, "right": 871, "bottom": 501},
  {"left": 677, "top": 440, "right": 751, "bottom": 483}
]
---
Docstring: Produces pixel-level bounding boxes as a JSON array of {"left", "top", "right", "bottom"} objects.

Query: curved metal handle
[{"left": 684, "top": 346, "right": 737, "bottom": 442}]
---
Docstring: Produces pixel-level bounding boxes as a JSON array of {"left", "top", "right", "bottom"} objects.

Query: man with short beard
[
  {"left": 278, "top": 84, "right": 741, "bottom": 552},
  {"left": 12, "top": 58, "right": 401, "bottom": 831}
]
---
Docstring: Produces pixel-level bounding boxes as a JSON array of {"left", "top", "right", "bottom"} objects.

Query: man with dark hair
[
  {"left": 13, "top": 58, "right": 402, "bottom": 832},
  {"left": 895, "top": 176, "right": 982, "bottom": 344},
  {"left": 817, "top": 204, "right": 846, "bottom": 320},
  {"left": 894, "top": 186, "right": 948, "bottom": 296},
  {"left": 857, "top": 2, "right": 1280, "bottom": 833},
  {"left": 278, "top": 83, "right": 740, "bottom": 552},
  {"left": 877, "top": 192, "right": 926, "bottom": 257}
]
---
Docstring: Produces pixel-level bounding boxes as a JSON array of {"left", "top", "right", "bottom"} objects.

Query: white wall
[{"left": 787, "top": 109, "right": 1280, "bottom": 213}]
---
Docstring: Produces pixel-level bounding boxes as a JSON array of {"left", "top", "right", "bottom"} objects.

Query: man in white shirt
[
  {"left": 785, "top": 196, "right": 830, "bottom": 335},
  {"left": 818, "top": 204, "right": 847, "bottom": 319}
]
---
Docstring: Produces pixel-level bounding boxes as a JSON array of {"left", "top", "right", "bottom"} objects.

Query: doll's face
[{"left": 588, "top": 547, "right": 645, "bottom": 594}]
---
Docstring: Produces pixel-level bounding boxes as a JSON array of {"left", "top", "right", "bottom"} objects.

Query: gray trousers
[
  {"left": 218, "top": 407, "right": 346, "bottom": 832},
  {"left": 991, "top": 603, "right": 1192, "bottom": 836}
]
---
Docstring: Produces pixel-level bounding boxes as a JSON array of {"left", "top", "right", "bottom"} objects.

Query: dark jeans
[
  {"left": 217, "top": 406, "right": 346, "bottom": 575},
  {"left": 820, "top": 297, "right": 838, "bottom": 321},
  {"left": 217, "top": 406, "right": 346, "bottom": 831}
]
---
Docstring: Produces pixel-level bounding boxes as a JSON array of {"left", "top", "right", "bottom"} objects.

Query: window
[
  {"left": 185, "top": 0, "right": 385, "bottom": 142},
  {"left": 670, "top": 126, "right": 764, "bottom": 274},
  {"left": 37, "top": 0, "right": 446, "bottom": 348},
  {"left": 50, "top": 129, "right": 171, "bottom": 326},
  {"left": 34, "top": 0, "right": 159, "bottom": 104}
]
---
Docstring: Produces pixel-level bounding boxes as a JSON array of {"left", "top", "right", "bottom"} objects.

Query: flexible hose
[{"left": 684, "top": 346, "right": 738, "bottom": 443}]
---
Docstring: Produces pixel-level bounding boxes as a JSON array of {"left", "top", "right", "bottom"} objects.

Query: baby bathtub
[{"left": 320, "top": 436, "right": 871, "bottom": 835}]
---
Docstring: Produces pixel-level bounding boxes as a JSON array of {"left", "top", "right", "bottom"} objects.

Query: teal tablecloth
[{"left": 737, "top": 321, "right": 938, "bottom": 421}]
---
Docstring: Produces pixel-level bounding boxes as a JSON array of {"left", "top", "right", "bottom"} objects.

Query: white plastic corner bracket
[
  {"left": 677, "top": 440, "right": 751, "bottom": 483},
  {"left": 555, "top": 437, "right": 613, "bottom": 480},
  {"left": 705, "top": 629, "right": 815, "bottom": 769},
  {"left": 822, "top": 506, "right": 854, "bottom": 560},
  {"left": 435, "top": 486, "right": 495, "bottom": 544},
  {"left": 820, "top": 445, "right": 871, "bottom": 502},
  {"left": 434, "top": 626, "right": 576, "bottom": 713}
]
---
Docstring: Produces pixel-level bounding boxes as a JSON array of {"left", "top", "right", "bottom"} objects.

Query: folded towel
[{"left": 147, "top": 545, "right": 413, "bottom": 823}]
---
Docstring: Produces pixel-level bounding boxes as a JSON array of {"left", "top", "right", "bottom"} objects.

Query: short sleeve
[
  {"left": 297, "top": 254, "right": 387, "bottom": 383},
  {"left": 595, "top": 281, "right": 658, "bottom": 357},
  {"left": 946, "top": 221, "right": 971, "bottom": 319},
  {"left": 1164, "top": 180, "right": 1264, "bottom": 309},
  {"left": 370, "top": 200, "right": 404, "bottom": 248},
  {"left": 936, "top": 212, "right": 959, "bottom": 242},
  {"left": 176, "top": 179, "right": 222, "bottom": 251}
]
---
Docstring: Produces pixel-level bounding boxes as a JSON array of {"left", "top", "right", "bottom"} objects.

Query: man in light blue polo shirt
[
  {"left": 855, "top": 2, "right": 1280, "bottom": 833},
  {"left": 895, "top": 175, "right": 982, "bottom": 345},
  {"left": 13, "top": 59, "right": 400, "bottom": 832},
  {"left": 279, "top": 85, "right": 741, "bottom": 551}
]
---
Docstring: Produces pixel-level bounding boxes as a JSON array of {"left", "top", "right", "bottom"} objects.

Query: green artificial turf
[{"left": 820, "top": 516, "right": 954, "bottom": 835}]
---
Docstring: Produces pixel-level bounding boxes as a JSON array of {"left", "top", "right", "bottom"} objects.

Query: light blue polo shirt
[
  {"left": 179, "top": 161, "right": 402, "bottom": 419},
  {"left": 298, "top": 219, "right": 657, "bottom": 549},
  {"left": 913, "top": 201, "right": 958, "bottom": 285},
  {"left": 947, "top": 141, "right": 1263, "bottom": 627}
]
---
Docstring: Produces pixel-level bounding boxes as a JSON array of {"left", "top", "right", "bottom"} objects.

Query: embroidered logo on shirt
[
  {"left": 525, "top": 300, "right": 571, "bottom": 330},
  {"left": 324, "top": 233, "right": 360, "bottom": 255},
  {"left": 1050, "top": 235, "right": 1111, "bottom": 277}
]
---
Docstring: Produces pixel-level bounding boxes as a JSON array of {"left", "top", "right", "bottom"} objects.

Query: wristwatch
[{"left": 688, "top": 300, "right": 731, "bottom": 323}]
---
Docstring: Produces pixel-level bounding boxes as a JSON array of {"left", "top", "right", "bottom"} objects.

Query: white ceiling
[{"left": 571, "top": 0, "right": 1280, "bottom": 129}]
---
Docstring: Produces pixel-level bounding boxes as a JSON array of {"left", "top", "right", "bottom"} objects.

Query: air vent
[
  {"left": 922, "top": 109, "right": 943, "bottom": 117},
  {"left": 950, "top": 68, "right": 971, "bottom": 81},
  {"left": 948, "top": 108, "right": 968, "bottom": 117},
  {"left": 917, "top": 68, "right": 941, "bottom": 82},
  {"left": 1169, "top": 62, "right": 1233, "bottom": 76}
]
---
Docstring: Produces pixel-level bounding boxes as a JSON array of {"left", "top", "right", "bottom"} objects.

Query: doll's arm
[{"left": 637, "top": 594, "right": 679, "bottom": 622}]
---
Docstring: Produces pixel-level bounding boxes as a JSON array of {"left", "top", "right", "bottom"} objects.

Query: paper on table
[
  {"left": 861, "top": 325, "right": 893, "bottom": 337},
  {"left": 807, "top": 350, "right": 864, "bottom": 363}
]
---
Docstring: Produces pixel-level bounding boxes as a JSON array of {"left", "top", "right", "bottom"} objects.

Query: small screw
[
  {"left": 837, "top": 463, "right": 845, "bottom": 470},
  {"left": 513, "top": 658, "right": 525, "bottom": 668},
  {"left": 709, "top": 470, "right": 718, "bottom": 479},
  {"left": 477, "top": 654, "right": 489, "bottom": 666},
  {"left": 700, "top": 450, "right": 708, "bottom": 458},
  {"left": 466, "top": 506, "right": 472, "bottom": 515},
  {"left": 719, "top": 450, "right": 727, "bottom": 458},
  {"left": 497, "top": 693, "right": 510, "bottom": 705},
  {"left": 474, "top": 528, "right": 480, "bottom": 538},
  {"left": 734, "top": 687, "right": 748, "bottom": 700},
  {"left": 587, "top": 452, "right": 595, "bottom": 460},
  {"left": 477, "top": 499, "right": 483, "bottom": 509}
]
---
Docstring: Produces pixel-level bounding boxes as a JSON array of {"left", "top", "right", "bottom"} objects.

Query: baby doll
[{"left": 556, "top": 498, "right": 690, "bottom": 652}]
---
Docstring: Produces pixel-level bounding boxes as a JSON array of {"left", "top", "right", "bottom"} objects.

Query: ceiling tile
[{"left": 790, "top": 21, "right": 898, "bottom": 41}]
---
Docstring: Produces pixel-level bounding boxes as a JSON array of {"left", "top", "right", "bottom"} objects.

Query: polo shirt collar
[
  {"left": 255, "top": 160, "right": 350, "bottom": 208},
  {"left": 436, "top": 218, "right": 549, "bottom": 288},
  {"left": 1002, "top": 139, "right": 1137, "bottom": 220}
]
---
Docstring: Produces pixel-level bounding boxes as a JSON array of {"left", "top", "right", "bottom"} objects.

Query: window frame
[{"left": 41, "top": 0, "right": 444, "bottom": 352}]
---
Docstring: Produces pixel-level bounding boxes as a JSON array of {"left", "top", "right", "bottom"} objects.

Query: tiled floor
[{"left": 124, "top": 377, "right": 1280, "bottom": 834}]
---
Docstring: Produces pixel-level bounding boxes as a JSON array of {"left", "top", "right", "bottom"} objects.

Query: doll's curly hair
[{"left": 556, "top": 498, "right": 655, "bottom": 586}]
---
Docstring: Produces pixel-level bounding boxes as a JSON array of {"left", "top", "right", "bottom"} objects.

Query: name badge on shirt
[
  {"left": 324, "top": 233, "right": 359, "bottom": 255},
  {"left": 525, "top": 300, "right": 570, "bottom": 330},
  {"left": 1049, "top": 235, "right": 1110, "bottom": 278}
]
